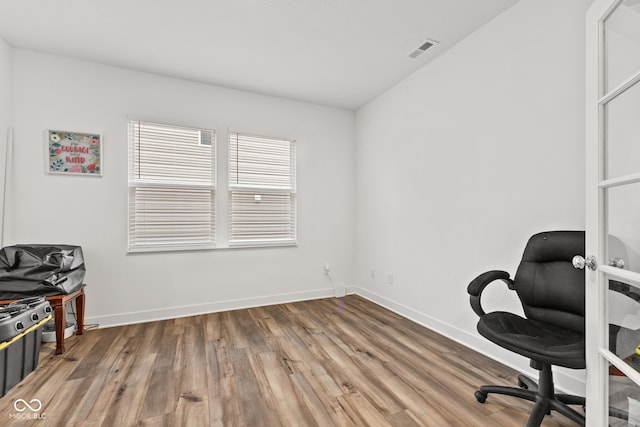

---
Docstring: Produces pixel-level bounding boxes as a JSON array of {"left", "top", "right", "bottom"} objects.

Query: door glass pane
[
  {"left": 605, "top": 0, "right": 640, "bottom": 93},
  {"left": 604, "top": 79, "right": 640, "bottom": 180},
  {"left": 607, "top": 183, "right": 640, "bottom": 273},
  {"left": 608, "top": 279, "right": 640, "bottom": 361},
  {"left": 609, "top": 364, "right": 640, "bottom": 425}
]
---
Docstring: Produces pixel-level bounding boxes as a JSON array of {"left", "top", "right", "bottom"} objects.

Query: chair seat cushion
[{"left": 477, "top": 311, "right": 585, "bottom": 369}]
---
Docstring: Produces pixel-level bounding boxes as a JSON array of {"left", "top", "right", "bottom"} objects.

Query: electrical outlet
[
  {"left": 370, "top": 269, "right": 375, "bottom": 279},
  {"left": 387, "top": 274, "right": 394, "bottom": 285},
  {"left": 324, "top": 262, "right": 330, "bottom": 274}
]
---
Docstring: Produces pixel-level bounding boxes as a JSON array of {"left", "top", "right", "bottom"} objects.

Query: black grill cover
[{"left": 0, "top": 245, "right": 85, "bottom": 299}]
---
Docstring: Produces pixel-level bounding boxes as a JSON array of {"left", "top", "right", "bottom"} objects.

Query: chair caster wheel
[{"left": 475, "top": 391, "right": 487, "bottom": 403}]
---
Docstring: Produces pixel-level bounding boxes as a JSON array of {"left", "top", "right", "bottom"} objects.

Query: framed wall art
[{"left": 47, "top": 130, "right": 102, "bottom": 176}]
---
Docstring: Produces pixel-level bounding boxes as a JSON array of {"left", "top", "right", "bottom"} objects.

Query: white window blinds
[
  {"left": 128, "top": 121, "right": 215, "bottom": 252},
  {"left": 229, "top": 132, "right": 296, "bottom": 246}
]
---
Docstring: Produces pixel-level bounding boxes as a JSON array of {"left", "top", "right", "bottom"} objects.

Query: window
[
  {"left": 128, "top": 121, "right": 215, "bottom": 252},
  {"left": 229, "top": 132, "right": 296, "bottom": 246}
]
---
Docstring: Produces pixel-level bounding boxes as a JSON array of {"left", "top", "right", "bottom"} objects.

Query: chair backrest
[{"left": 513, "top": 231, "right": 585, "bottom": 333}]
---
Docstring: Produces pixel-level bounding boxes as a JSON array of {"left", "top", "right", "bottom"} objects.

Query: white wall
[
  {"left": 355, "top": 0, "right": 588, "bottom": 392},
  {"left": 0, "top": 37, "right": 10, "bottom": 247},
  {"left": 9, "top": 49, "right": 356, "bottom": 326}
]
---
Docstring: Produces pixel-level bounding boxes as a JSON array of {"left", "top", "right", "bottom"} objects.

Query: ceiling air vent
[{"left": 409, "top": 38, "right": 439, "bottom": 59}]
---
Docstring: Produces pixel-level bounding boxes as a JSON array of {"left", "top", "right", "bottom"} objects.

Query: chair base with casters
[{"left": 474, "top": 360, "right": 585, "bottom": 427}]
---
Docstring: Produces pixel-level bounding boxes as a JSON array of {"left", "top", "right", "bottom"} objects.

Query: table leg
[
  {"left": 76, "top": 290, "right": 85, "bottom": 335},
  {"left": 54, "top": 302, "right": 66, "bottom": 355}
]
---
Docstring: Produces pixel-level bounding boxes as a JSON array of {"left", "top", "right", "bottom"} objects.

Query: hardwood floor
[{"left": 0, "top": 295, "right": 582, "bottom": 426}]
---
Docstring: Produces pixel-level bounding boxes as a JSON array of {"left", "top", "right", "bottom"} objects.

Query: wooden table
[{"left": 0, "top": 286, "right": 85, "bottom": 355}]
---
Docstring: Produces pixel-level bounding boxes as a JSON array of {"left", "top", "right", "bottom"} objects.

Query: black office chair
[{"left": 467, "top": 230, "right": 586, "bottom": 427}]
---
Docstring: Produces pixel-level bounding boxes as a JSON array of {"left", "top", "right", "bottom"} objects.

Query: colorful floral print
[{"left": 48, "top": 130, "right": 101, "bottom": 175}]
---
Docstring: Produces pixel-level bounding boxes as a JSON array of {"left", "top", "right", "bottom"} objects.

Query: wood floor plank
[
  {"left": 82, "top": 336, "right": 142, "bottom": 423},
  {"left": 62, "top": 367, "right": 112, "bottom": 424},
  {"left": 71, "top": 416, "right": 105, "bottom": 427},
  {"left": 228, "top": 347, "right": 281, "bottom": 427},
  {"left": 204, "top": 341, "right": 225, "bottom": 427},
  {"left": 178, "top": 324, "right": 208, "bottom": 394},
  {"left": 0, "top": 296, "right": 583, "bottom": 426},
  {"left": 290, "top": 372, "right": 345, "bottom": 427},
  {"left": 311, "top": 331, "right": 404, "bottom": 416},
  {"left": 37, "top": 377, "right": 88, "bottom": 427},
  {"left": 172, "top": 387, "right": 210, "bottom": 427},
  {"left": 337, "top": 391, "right": 393, "bottom": 427},
  {"left": 386, "top": 409, "right": 424, "bottom": 427},
  {"left": 203, "top": 313, "right": 223, "bottom": 343},
  {"left": 211, "top": 345, "right": 244, "bottom": 427},
  {"left": 257, "top": 352, "right": 312, "bottom": 426},
  {"left": 220, "top": 311, "right": 249, "bottom": 350},
  {"left": 67, "top": 327, "right": 122, "bottom": 380},
  {"left": 140, "top": 333, "right": 180, "bottom": 420},
  {"left": 101, "top": 351, "right": 157, "bottom": 426}
]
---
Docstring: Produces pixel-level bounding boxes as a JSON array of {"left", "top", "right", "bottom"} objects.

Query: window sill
[
  {"left": 127, "top": 244, "right": 216, "bottom": 254},
  {"left": 127, "top": 241, "right": 297, "bottom": 254},
  {"left": 227, "top": 240, "right": 297, "bottom": 249}
]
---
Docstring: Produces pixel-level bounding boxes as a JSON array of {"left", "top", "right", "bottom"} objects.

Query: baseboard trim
[
  {"left": 354, "top": 287, "right": 586, "bottom": 396},
  {"left": 86, "top": 286, "right": 357, "bottom": 329}
]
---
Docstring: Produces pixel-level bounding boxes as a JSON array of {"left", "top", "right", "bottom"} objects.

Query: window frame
[
  {"left": 127, "top": 120, "right": 216, "bottom": 253},
  {"left": 227, "top": 131, "right": 297, "bottom": 248}
]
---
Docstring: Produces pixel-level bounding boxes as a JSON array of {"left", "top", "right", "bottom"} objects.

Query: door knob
[
  {"left": 608, "top": 257, "right": 625, "bottom": 269},
  {"left": 573, "top": 255, "right": 597, "bottom": 271}
]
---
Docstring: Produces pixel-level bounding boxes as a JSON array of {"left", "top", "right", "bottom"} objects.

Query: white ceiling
[{"left": 0, "top": 0, "right": 518, "bottom": 110}]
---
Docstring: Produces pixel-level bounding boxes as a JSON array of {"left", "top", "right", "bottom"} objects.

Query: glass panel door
[
  {"left": 604, "top": 0, "right": 640, "bottom": 93},
  {"left": 587, "top": 0, "right": 640, "bottom": 425}
]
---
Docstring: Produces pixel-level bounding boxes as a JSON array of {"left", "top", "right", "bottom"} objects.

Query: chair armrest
[
  {"left": 467, "top": 270, "right": 514, "bottom": 317},
  {"left": 608, "top": 280, "right": 640, "bottom": 354},
  {"left": 610, "top": 280, "right": 640, "bottom": 304}
]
